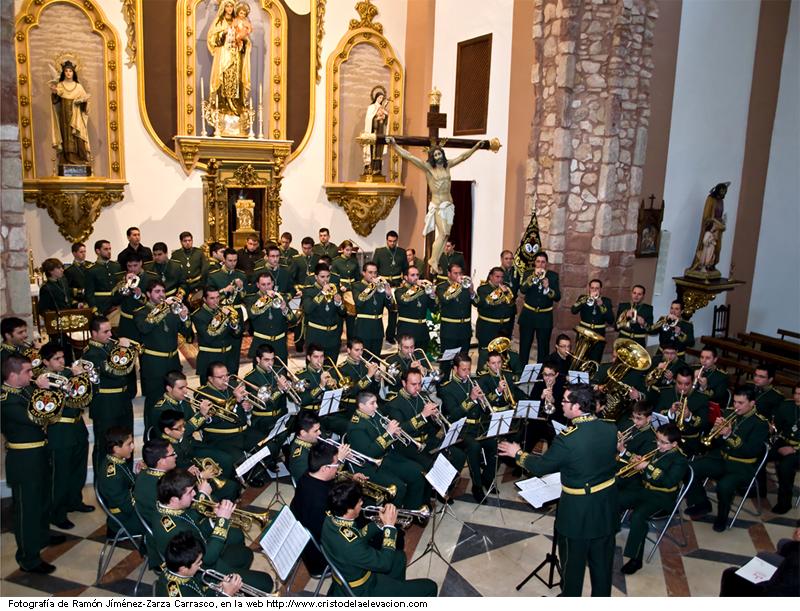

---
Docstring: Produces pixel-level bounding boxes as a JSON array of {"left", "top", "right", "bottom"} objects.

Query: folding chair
[
  {"left": 644, "top": 466, "right": 694, "bottom": 562},
  {"left": 133, "top": 504, "right": 164, "bottom": 596},
  {"left": 318, "top": 539, "right": 356, "bottom": 596},
  {"left": 728, "top": 443, "right": 771, "bottom": 529},
  {"left": 94, "top": 481, "right": 148, "bottom": 595}
]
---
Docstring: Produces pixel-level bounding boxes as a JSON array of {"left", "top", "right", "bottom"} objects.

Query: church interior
[{"left": 1, "top": 0, "right": 798, "bottom": 599}]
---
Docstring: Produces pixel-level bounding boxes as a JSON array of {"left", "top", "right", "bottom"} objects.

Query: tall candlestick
[
  {"left": 200, "top": 77, "right": 207, "bottom": 137},
  {"left": 248, "top": 97, "right": 255, "bottom": 139}
]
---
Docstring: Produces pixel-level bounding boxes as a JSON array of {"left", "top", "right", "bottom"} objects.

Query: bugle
[
  {"left": 616, "top": 448, "right": 658, "bottom": 478},
  {"left": 192, "top": 497, "right": 270, "bottom": 532},
  {"left": 335, "top": 471, "right": 396, "bottom": 504},
  {"left": 319, "top": 436, "right": 382, "bottom": 467},
  {"left": 199, "top": 568, "right": 271, "bottom": 597},
  {"left": 701, "top": 412, "right": 738, "bottom": 447},
  {"left": 187, "top": 389, "right": 239, "bottom": 423},
  {"left": 325, "top": 357, "right": 352, "bottom": 391},
  {"left": 675, "top": 390, "right": 688, "bottom": 431}
]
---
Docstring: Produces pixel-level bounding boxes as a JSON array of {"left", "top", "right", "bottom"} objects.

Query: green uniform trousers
[{"left": 558, "top": 531, "right": 615, "bottom": 597}]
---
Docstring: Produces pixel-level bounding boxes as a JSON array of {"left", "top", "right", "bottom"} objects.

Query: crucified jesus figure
[{"left": 387, "top": 136, "right": 484, "bottom": 274}]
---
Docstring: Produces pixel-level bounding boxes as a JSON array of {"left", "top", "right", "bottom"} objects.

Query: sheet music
[
  {"left": 567, "top": 370, "right": 589, "bottom": 384},
  {"left": 439, "top": 348, "right": 461, "bottom": 362},
  {"left": 650, "top": 412, "right": 669, "bottom": 429},
  {"left": 319, "top": 388, "right": 343, "bottom": 417},
  {"left": 734, "top": 556, "right": 778, "bottom": 584},
  {"left": 425, "top": 454, "right": 458, "bottom": 497},
  {"left": 266, "top": 413, "right": 291, "bottom": 441},
  {"left": 260, "top": 506, "right": 311, "bottom": 581},
  {"left": 236, "top": 445, "right": 271, "bottom": 478},
  {"left": 421, "top": 375, "right": 435, "bottom": 392},
  {"left": 485, "top": 410, "right": 513, "bottom": 438},
  {"left": 518, "top": 363, "right": 542, "bottom": 385},
  {"left": 514, "top": 400, "right": 540, "bottom": 419},
  {"left": 286, "top": 400, "right": 300, "bottom": 415},
  {"left": 552, "top": 420, "right": 568, "bottom": 435},
  {"left": 436, "top": 417, "right": 465, "bottom": 451},
  {"left": 517, "top": 472, "right": 562, "bottom": 508}
]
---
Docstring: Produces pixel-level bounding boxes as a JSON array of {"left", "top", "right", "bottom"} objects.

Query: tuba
[
  {"left": 600, "top": 338, "right": 652, "bottom": 421},
  {"left": 487, "top": 337, "right": 512, "bottom": 366},
  {"left": 566, "top": 325, "right": 604, "bottom": 379}
]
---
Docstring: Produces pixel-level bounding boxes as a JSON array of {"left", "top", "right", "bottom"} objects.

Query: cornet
[
  {"left": 336, "top": 471, "right": 396, "bottom": 504},
  {"left": 187, "top": 389, "right": 239, "bottom": 423},
  {"left": 319, "top": 437, "right": 382, "bottom": 467},
  {"left": 701, "top": 412, "right": 738, "bottom": 446},
  {"left": 117, "top": 274, "right": 140, "bottom": 296},
  {"left": 192, "top": 497, "right": 270, "bottom": 532},
  {"left": 199, "top": 568, "right": 272, "bottom": 597},
  {"left": 362, "top": 505, "right": 431, "bottom": 529},
  {"left": 374, "top": 412, "right": 425, "bottom": 451}
]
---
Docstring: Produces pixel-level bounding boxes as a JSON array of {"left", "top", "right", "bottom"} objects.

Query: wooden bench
[
  {"left": 738, "top": 332, "right": 800, "bottom": 360},
  {"left": 699, "top": 336, "right": 800, "bottom": 373},
  {"left": 777, "top": 328, "right": 800, "bottom": 341},
  {"left": 685, "top": 347, "right": 798, "bottom": 390}
]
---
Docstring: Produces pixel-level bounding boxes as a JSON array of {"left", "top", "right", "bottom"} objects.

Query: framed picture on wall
[{"left": 636, "top": 198, "right": 664, "bottom": 258}]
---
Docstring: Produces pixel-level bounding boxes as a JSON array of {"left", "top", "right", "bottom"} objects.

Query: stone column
[
  {"left": 526, "top": 0, "right": 658, "bottom": 350},
  {"left": 1, "top": 0, "right": 32, "bottom": 326}
]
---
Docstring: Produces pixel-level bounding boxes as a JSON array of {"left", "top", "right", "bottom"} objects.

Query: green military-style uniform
[
  {"left": 615, "top": 418, "right": 657, "bottom": 492},
  {"left": 97, "top": 454, "right": 144, "bottom": 538},
  {"left": 246, "top": 291, "right": 295, "bottom": 364},
  {"left": 83, "top": 339, "right": 134, "bottom": 466},
  {"left": 615, "top": 301, "right": 654, "bottom": 347},
  {"left": 194, "top": 383, "right": 259, "bottom": 465},
  {"left": 207, "top": 257, "right": 222, "bottom": 276},
  {"left": 152, "top": 503, "right": 273, "bottom": 593},
  {"left": 644, "top": 355, "right": 685, "bottom": 403},
  {"left": 37, "top": 277, "right": 73, "bottom": 317},
  {"left": 330, "top": 255, "right": 361, "bottom": 340},
  {"left": 144, "top": 259, "right": 186, "bottom": 297},
  {"left": 373, "top": 245, "right": 407, "bottom": 343},
  {"left": 476, "top": 348, "right": 524, "bottom": 378},
  {"left": 243, "top": 364, "right": 288, "bottom": 439},
  {"left": 192, "top": 303, "right": 240, "bottom": 385},
  {"left": 1, "top": 384, "right": 52, "bottom": 570},
  {"left": 156, "top": 570, "right": 218, "bottom": 597},
  {"left": 288, "top": 437, "right": 313, "bottom": 482},
  {"left": 337, "top": 356, "right": 380, "bottom": 418},
  {"left": 114, "top": 270, "right": 148, "bottom": 342},
  {"left": 650, "top": 318, "right": 694, "bottom": 356},
  {"left": 289, "top": 252, "right": 319, "bottom": 293},
  {"left": 772, "top": 398, "right": 800, "bottom": 510},
  {"left": 136, "top": 302, "right": 192, "bottom": 418},
  {"left": 296, "top": 364, "right": 348, "bottom": 436},
  {"left": 435, "top": 250, "right": 465, "bottom": 283},
  {"left": 656, "top": 387, "right": 710, "bottom": 456},
  {"left": 514, "top": 414, "right": 619, "bottom": 597},
  {"left": 346, "top": 409, "right": 428, "bottom": 510},
  {"left": 352, "top": 281, "right": 392, "bottom": 358},
  {"left": 134, "top": 467, "right": 166, "bottom": 527},
  {"left": 475, "top": 282, "right": 516, "bottom": 350},
  {"left": 301, "top": 282, "right": 346, "bottom": 362},
  {"left": 312, "top": 242, "right": 339, "bottom": 260},
  {"left": 321, "top": 514, "right": 436, "bottom": 597},
  {"left": 685, "top": 407, "right": 769, "bottom": 520},
  {"left": 85, "top": 258, "right": 122, "bottom": 315},
  {"left": 619, "top": 447, "right": 688, "bottom": 564},
  {"left": 571, "top": 295, "right": 614, "bottom": 364},
  {"left": 251, "top": 263, "right": 294, "bottom": 297},
  {"left": 64, "top": 260, "right": 89, "bottom": 303},
  {"left": 278, "top": 245, "right": 298, "bottom": 268},
  {"left": 753, "top": 384, "right": 784, "bottom": 420},
  {"left": 208, "top": 266, "right": 248, "bottom": 372},
  {"left": 436, "top": 280, "right": 476, "bottom": 365},
  {"left": 501, "top": 264, "right": 520, "bottom": 338},
  {"left": 170, "top": 246, "right": 208, "bottom": 292},
  {"left": 518, "top": 269, "right": 561, "bottom": 364},
  {"left": 695, "top": 365, "right": 729, "bottom": 407},
  {"left": 394, "top": 283, "right": 436, "bottom": 351},
  {"left": 47, "top": 369, "right": 90, "bottom": 526}
]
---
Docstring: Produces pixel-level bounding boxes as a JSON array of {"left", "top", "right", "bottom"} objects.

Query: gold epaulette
[
  {"left": 560, "top": 426, "right": 577, "bottom": 437},
  {"left": 339, "top": 526, "right": 357, "bottom": 542}
]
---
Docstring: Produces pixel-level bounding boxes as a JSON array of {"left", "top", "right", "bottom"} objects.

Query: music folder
[
  {"left": 259, "top": 506, "right": 311, "bottom": 582},
  {"left": 319, "top": 388, "right": 343, "bottom": 417},
  {"left": 567, "top": 370, "right": 590, "bottom": 384}
]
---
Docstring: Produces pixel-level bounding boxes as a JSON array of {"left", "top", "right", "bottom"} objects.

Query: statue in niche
[
  {"left": 686, "top": 181, "right": 729, "bottom": 279},
  {"left": 362, "top": 85, "right": 389, "bottom": 178},
  {"left": 49, "top": 57, "right": 92, "bottom": 174},
  {"left": 207, "top": 0, "right": 252, "bottom": 132}
]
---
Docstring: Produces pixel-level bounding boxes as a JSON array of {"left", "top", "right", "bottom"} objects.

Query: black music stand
[{"left": 516, "top": 499, "right": 561, "bottom": 591}]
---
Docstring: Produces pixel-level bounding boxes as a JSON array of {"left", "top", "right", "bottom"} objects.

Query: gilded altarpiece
[{"left": 14, "top": 0, "right": 127, "bottom": 243}]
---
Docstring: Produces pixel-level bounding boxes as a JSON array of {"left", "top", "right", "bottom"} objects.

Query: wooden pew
[
  {"left": 777, "top": 328, "right": 800, "bottom": 341},
  {"left": 699, "top": 335, "right": 800, "bottom": 374},
  {"left": 737, "top": 332, "right": 800, "bottom": 360},
  {"left": 685, "top": 347, "right": 798, "bottom": 390}
]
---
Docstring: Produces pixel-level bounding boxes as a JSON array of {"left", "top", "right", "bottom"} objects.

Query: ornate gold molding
[
  {"left": 315, "top": 0, "right": 326, "bottom": 84},
  {"left": 23, "top": 180, "right": 126, "bottom": 243},
  {"left": 325, "top": 183, "right": 404, "bottom": 237},
  {"left": 173, "top": 135, "right": 292, "bottom": 175},
  {"left": 673, "top": 275, "right": 744, "bottom": 319},
  {"left": 349, "top": 0, "right": 382, "bottom": 33},
  {"left": 121, "top": 0, "right": 136, "bottom": 66},
  {"left": 14, "top": 0, "right": 126, "bottom": 182}
]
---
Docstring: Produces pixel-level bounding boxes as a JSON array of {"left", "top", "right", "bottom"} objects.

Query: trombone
[
  {"left": 325, "top": 357, "right": 352, "bottom": 391},
  {"left": 701, "top": 412, "right": 738, "bottom": 447},
  {"left": 226, "top": 377, "right": 269, "bottom": 411},
  {"left": 467, "top": 376, "right": 494, "bottom": 413},
  {"left": 362, "top": 348, "right": 400, "bottom": 385},
  {"left": 616, "top": 449, "right": 658, "bottom": 478},
  {"left": 229, "top": 374, "right": 271, "bottom": 404},
  {"left": 187, "top": 389, "right": 240, "bottom": 423},
  {"left": 319, "top": 437, "right": 382, "bottom": 467},
  {"left": 192, "top": 497, "right": 270, "bottom": 532},
  {"left": 198, "top": 568, "right": 271, "bottom": 597},
  {"left": 374, "top": 412, "right": 425, "bottom": 451},
  {"left": 412, "top": 348, "right": 441, "bottom": 382},
  {"left": 272, "top": 354, "right": 308, "bottom": 398}
]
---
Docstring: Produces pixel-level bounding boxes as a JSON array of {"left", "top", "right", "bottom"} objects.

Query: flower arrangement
[{"left": 426, "top": 311, "right": 441, "bottom": 360}]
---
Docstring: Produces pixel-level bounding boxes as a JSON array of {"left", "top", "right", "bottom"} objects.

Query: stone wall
[
  {"left": 526, "top": 0, "right": 658, "bottom": 348},
  {"left": 1, "top": 0, "right": 32, "bottom": 325}
]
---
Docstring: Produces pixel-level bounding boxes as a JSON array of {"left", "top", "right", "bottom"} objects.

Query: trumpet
[
  {"left": 541, "top": 375, "right": 557, "bottom": 415},
  {"left": 362, "top": 505, "right": 431, "bottom": 529},
  {"left": 192, "top": 497, "right": 270, "bottom": 532},
  {"left": 586, "top": 296, "right": 597, "bottom": 308},
  {"left": 486, "top": 284, "right": 515, "bottom": 305},
  {"left": 692, "top": 366, "right": 706, "bottom": 392},
  {"left": 362, "top": 348, "right": 401, "bottom": 385},
  {"left": 461, "top": 276, "right": 473, "bottom": 290},
  {"left": 192, "top": 457, "right": 227, "bottom": 489},
  {"left": 616, "top": 449, "right": 659, "bottom": 478},
  {"left": 325, "top": 357, "right": 352, "bottom": 391},
  {"left": 187, "top": 389, "right": 240, "bottom": 423},
  {"left": 467, "top": 376, "right": 493, "bottom": 413},
  {"left": 319, "top": 437, "right": 382, "bottom": 467},
  {"left": 272, "top": 354, "right": 308, "bottom": 398},
  {"left": 229, "top": 374, "right": 272, "bottom": 404},
  {"left": 701, "top": 412, "right": 738, "bottom": 446},
  {"left": 412, "top": 348, "right": 441, "bottom": 382},
  {"left": 335, "top": 471, "right": 396, "bottom": 504},
  {"left": 617, "top": 423, "right": 637, "bottom": 444},
  {"left": 116, "top": 274, "right": 140, "bottom": 296},
  {"left": 418, "top": 279, "right": 436, "bottom": 295},
  {"left": 675, "top": 390, "right": 688, "bottom": 431},
  {"left": 495, "top": 373, "right": 518, "bottom": 408},
  {"left": 654, "top": 315, "right": 679, "bottom": 333},
  {"left": 220, "top": 283, "right": 244, "bottom": 306},
  {"left": 374, "top": 412, "right": 425, "bottom": 451},
  {"left": 198, "top": 568, "right": 271, "bottom": 597},
  {"left": 645, "top": 359, "right": 673, "bottom": 387}
]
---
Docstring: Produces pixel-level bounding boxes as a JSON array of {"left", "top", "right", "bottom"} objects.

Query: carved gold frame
[
  {"left": 14, "top": 0, "right": 127, "bottom": 243},
  {"left": 133, "top": 0, "right": 323, "bottom": 164}
]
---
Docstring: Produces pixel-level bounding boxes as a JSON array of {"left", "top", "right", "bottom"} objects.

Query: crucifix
[{"left": 358, "top": 88, "right": 501, "bottom": 274}]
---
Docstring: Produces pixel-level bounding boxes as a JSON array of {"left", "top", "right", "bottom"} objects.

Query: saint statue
[
  {"left": 362, "top": 85, "right": 389, "bottom": 177},
  {"left": 687, "top": 181, "right": 729, "bottom": 278},
  {"left": 49, "top": 59, "right": 91, "bottom": 170},
  {"left": 387, "top": 137, "right": 483, "bottom": 274},
  {"left": 207, "top": 0, "right": 252, "bottom": 128}
]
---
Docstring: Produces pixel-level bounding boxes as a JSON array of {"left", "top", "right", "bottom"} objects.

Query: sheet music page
[
  {"left": 517, "top": 472, "right": 562, "bottom": 508},
  {"left": 519, "top": 363, "right": 542, "bottom": 385},
  {"left": 439, "top": 348, "right": 461, "bottom": 361},
  {"left": 734, "top": 557, "right": 778, "bottom": 584},
  {"left": 567, "top": 370, "right": 590, "bottom": 384},
  {"left": 421, "top": 375, "right": 435, "bottom": 391},
  {"left": 425, "top": 454, "right": 458, "bottom": 497},
  {"left": 319, "top": 388, "right": 343, "bottom": 416},
  {"left": 437, "top": 417, "right": 466, "bottom": 451},
  {"left": 514, "top": 400, "right": 540, "bottom": 419},
  {"left": 267, "top": 413, "right": 291, "bottom": 441},
  {"left": 552, "top": 420, "right": 568, "bottom": 435},
  {"left": 259, "top": 506, "right": 311, "bottom": 581},
  {"left": 235, "top": 445, "right": 271, "bottom": 478},
  {"left": 651, "top": 412, "right": 669, "bottom": 428},
  {"left": 486, "top": 410, "right": 513, "bottom": 437}
]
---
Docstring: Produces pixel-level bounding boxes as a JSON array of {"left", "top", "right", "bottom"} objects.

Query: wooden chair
[{"left": 712, "top": 304, "right": 730, "bottom": 338}]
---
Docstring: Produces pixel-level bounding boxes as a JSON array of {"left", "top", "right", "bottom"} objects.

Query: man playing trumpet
[
  {"left": 337, "top": 338, "right": 382, "bottom": 416},
  {"left": 655, "top": 367, "right": 710, "bottom": 456},
  {"left": 301, "top": 263, "right": 346, "bottom": 362},
  {"left": 352, "top": 262, "right": 393, "bottom": 359},
  {"left": 394, "top": 267, "right": 436, "bottom": 352},
  {"left": 518, "top": 251, "right": 561, "bottom": 365},
  {"left": 385, "top": 335, "right": 429, "bottom": 394},
  {"left": 615, "top": 285, "right": 653, "bottom": 348},
  {"left": 243, "top": 344, "right": 293, "bottom": 438},
  {"left": 246, "top": 272, "right": 295, "bottom": 366},
  {"left": 649, "top": 300, "right": 694, "bottom": 358},
  {"left": 192, "top": 287, "right": 241, "bottom": 386},
  {"left": 297, "top": 344, "right": 350, "bottom": 435},
  {"left": 615, "top": 403, "right": 657, "bottom": 493}
]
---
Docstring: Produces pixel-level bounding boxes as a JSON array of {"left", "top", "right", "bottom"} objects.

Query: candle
[{"left": 200, "top": 77, "right": 207, "bottom": 137}]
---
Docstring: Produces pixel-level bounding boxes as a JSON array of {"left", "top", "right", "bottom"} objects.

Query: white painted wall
[
  {"left": 19, "top": 0, "right": 407, "bottom": 263},
  {"left": 748, "top": 0, "right": 800, "bottom": 335},
  {"left": 654, "top": 0, "right": 760, "bottom": 337},
  {"left": 430, "top": 0, "right": 514, "bottom": 277}
]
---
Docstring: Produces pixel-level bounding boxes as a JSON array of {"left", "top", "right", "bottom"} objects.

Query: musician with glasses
[
  {"left": 547, "top": 334, "right": 573, "bottom": 377},
  {"left": 192, "top": 287, "right": 240, "bottom": 385},
  {"left": 649, "top": 300, "right": 694, "bottom": 358},
  {"left": 617, "top": 423, "right": 688, "bottom": 575},
  {"left": 770, "top": 384, "right": 800, "bottom": 514},
  {"left": 153, "top": 469, "right": 273, "bottom": 594},
  {"left": 571, "top": 278, "right": 614, "bottom": 364},
  {"left": 684, "top": 386, "right": 769, "bottom": 532},
  {"left": 655, "top": 367, "right": 710, "bottom": 457},
  {"left": 518, "top": 251, "right": 561, "bottom": 365},
  {"left": 523, "top": 361, "right": 566, "bottom": 455},
  {"left": 157, "top": 531, "right": 244, "bottom": 597},
  {"left": 134, "top": 438, "right": 179, "bottom": 526},
  {"left": 693, "top": 346, "right": 729, "bottom": 407}
]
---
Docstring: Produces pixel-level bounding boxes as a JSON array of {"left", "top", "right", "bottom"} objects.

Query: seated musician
[
  {"left": 476, "top": 338, "right": 524, "bottom": 378},
  {"left": 546, "top": 333, "right": 573, "bottom": 377},
  {"left": 524, "top": 360, "right": 566, "bottom": 455},
  {"left": 644, "top": 341, "right": 684, "bottom": 404},
  {"left": 771, "top": 384, "right": 800, "bottom": 514},
  {"left": 685, "top": 386, "right": 769, "bottom": 531},
  {"left": 751, "top": 364, "right": 785, "bottom": 420},
  {"left": 384, "top": 368, "right": 467, "bottom": 476},
  {"left": 297, "top": 343, "right": 350, "bottom": 435},
  {"left": 96, "top": 426, "right": 145, "bottom": 538},
  {"left": 655, "top": 366, "right": 710, "bottom": 456},
  {"left": 615, "top": 403, "right": 658, "bottom": 493},
  {"left": 148, "top": 370, "right": 211, "bottom": 441},
  {"left": 134, "top": 438, "right": 178, "bottom": 526},
  {"left": 440, "top": 353, "right": 496, "bottom": 501},
  {"left": 385, "top": 335, "right": 428, "bottom": 394},
  {"left": 287, "top": 412, "right": 350, "bottom": 483},
  {"left": 320, "top": 481, "right": 438, "bottom": 597},
  {"left": 156, "top": 532, "right": 243, "bottom": 597},
  {"left": 337, "top": 338, "right": 382, "bottom": 421},
  {"left": 694, "top": 346, "right": 730, "bottom": 407},
  {"left": 347, "top": 391, "right": 428, "bottom": 510},
  {"left": 618, "top": 423, "right": 688, "bottom": 575},
  {"left": 153, "top": 468, "right": 273, "bottom": 593},
  {"left": 158, "top": 409, "right": 239, "bottom": 501}
]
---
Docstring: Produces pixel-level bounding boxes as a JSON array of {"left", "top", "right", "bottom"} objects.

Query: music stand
[
  {"left": 514, "top": 400, "right": 540, "bottom": 452},
  {"left": 516, "top": 499, "right": 562, "bottom": 591},
  {"left": 472, "top": 410, "right": 514, "bottom": 520}
]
